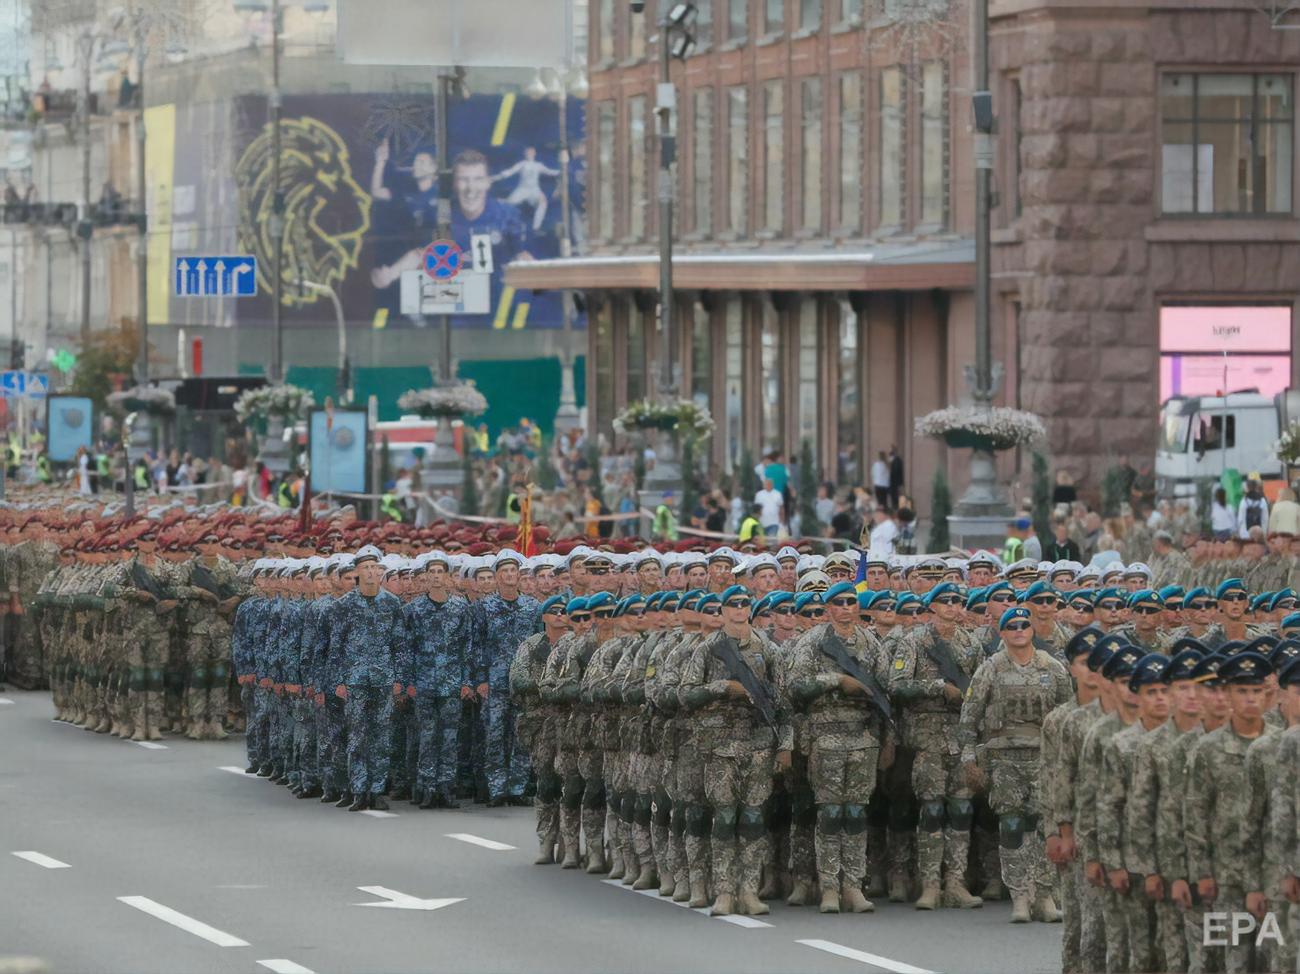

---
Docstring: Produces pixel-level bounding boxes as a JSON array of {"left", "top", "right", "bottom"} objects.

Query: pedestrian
[
  {"left": 887, "top": 446, "right": 904, "bottom": 510},
  {"left": 1211, "top": 487, "right": 1237, "bottom": 541},
  {"left": 754, "top": 479, "right": 784, "bottom": 538},
  {"left": 871, "top": 452, "right": 890, "bottom": 509},
  {"left": 868, "top": 507, "right": 898, "bottom": 555},
  {"left": 1237, "top": 477, "right": 1269, "bottom": 539},
  {"left": 1044, "top": 518, "right": 1081, "bottom": 563}
]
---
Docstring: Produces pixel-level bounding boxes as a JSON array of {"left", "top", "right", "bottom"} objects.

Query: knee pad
[
  {"left": 654, "top": 798, "right": 673, "bottom": 829},
  {"left": 670, "top": 804, "right": 686, "bottom": 838},
  {"left": 917, "top": 800, "right": 946, "bottom": 833},
  {"left": 974, "top": 795, "right": 999, "bottom": 832},
  {"left": 712, "top": 806, "right": 739, "bottom": 841},
  {"left": 619, "top": 791, "right": 637, "bottom": 822},
  {"left": 867, "top": 791, "right": 891, "bottom": 829},
  {"left": 946, "top": 798, "right": 975, "bottom": 832},
  {"left": 889, "top": 798, "right": 918, "bottom": 832},
  {"left": 582, "top": 780, "right": 606, "bottom": 811},
  {"left": 685, "top": 803, "right": 712, "bottom": 839},
  {"left": 737, "top": 805, "right": 766, "bottom": 841},
  {"left": 563, "top": 774, "right": 585, "bottom": 810},
  {"left": 634, "top": 794, "right": 653, "bottom": 827},
  {"left": 817, "top": 803, "right": 845, "bottom": 834},
  {"left": 843, "top": 803, "right": 867, "bottom": 836},
  {"left": 999, "top": 814, "right": 1026, "bottom": 851}
]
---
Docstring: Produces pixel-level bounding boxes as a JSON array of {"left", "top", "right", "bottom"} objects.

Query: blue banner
[
  {"left": 46, "top": 396, "right": 93, "bottom": 463},
  {"left": 309, "top": 409, "right": 368, "bottom": 495}
]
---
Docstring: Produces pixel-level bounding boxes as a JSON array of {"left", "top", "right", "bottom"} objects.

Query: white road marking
[
  {"left": 12, "top": 851, "right": 70, "bottom": 869},
  {"left": 257, "top": 961, "right": 315, "bottom": 974},
  {"left": 132, "top": 740, "right": 168, "bottom": 750},
  {"left": 117, "top": 895, "right": 249, "bottom": 947},
  {"left": 602, "top": 879, "right": 774, "bottom": 928},
  {"left": 215, "top": 885, "right": 267, "bottom": 890},
  {"left": 353, "top": 886, "right": 464, "bottom": 911},
  {"left": 219, "top": 766, "right": 251, "bottom": 775},
  {"left": 0, "top": 697, "right": 14, "bottom": 705},
  {"left": 444, "top": 832, "right": 516, "bottom": 851},
  {"left": 797, "top": 939, "right": 937, "bottom": 974},
  {"left": 360, "top": 809, "right": 398, "bottom": 819}
]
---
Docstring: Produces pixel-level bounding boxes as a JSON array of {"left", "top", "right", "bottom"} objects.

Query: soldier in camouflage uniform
[
  {"left": 540, "top": 597, "right": 595, "bottom": 869},
  {"left": 643, "top": 592, "right": 687, "bottom": 896},
  {"left": 889, "top": 581, "right": 984, "bottom": 910},
  {"left": 233, "top": 564, "right": 271, "bottom": 774},
  {"left": 104, "top": 533, "right": 176, "bottom": 741},
  {"left": 177, "top": 535, "right": 241, "bottom": 739},
  {"left": 1021, "top": 581, "right": 1071, "bottom": 664},
  {"left": 959, "top": 605, "right": 1073, "bottom": 923},
  {"left": 1268, "top": 658, "right": 1300, "bottom": 974},
  {"left": 1120, "top": 589, "right": 1176, "bottom": 655}
]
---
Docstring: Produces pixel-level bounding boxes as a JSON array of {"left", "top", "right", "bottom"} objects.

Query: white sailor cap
[
  {"left": 747, "top": 553, "right": 780, "bottom": 575},
  {"left": 1124, "top": 562, "right": 1153, "bottom": 579},
  {"left": 353, "top": 544, "right": 383, "bottom": 565},
  {"left": 775, "top": 545, "right": 800, "bottom": 565},
  {"left": 968, "top": 550, "right": 1004, "bottom": 571},
  {"left": 633, "top": 549, "right": 664, "bottom": 570},
  {"left": 706, "top": 546, "right": 739, "bottom": 566},
  {"left": 1049, "top": 560, "right": 1079, "bottom": 579},
  {"left": 494, "top": 548, "right": 525, "bottom": 570}
]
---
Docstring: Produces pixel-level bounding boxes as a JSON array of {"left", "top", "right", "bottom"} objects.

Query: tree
[
  {"left": 534, "top": 438, "right": 559, "bottom": 491},
  {"left": 1101, "top": 463, "right": 1126, "bottom": 518},
  {"left": 1031, "top": 451, "right": 1052, "bottom": 542},
  {"left": 928, "top": 466, "right": 952, "bottom": 553},
  {"left": 68, "top": 319, "right": 141, "bottom": 412},
  {"left": 461, "top": 450, "right": 480, "bottom": 518},
  {"left": 797, "top": 438, "right": 819, "bottom": 540},
  {"left": 679, "top": 435, "right": 698, "bottom": 525},
  {"left": 738, "top": 445, "right": 760, "bottom": 503}
]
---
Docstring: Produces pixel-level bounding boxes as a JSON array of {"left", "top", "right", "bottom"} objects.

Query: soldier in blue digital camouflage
[
  {"left": 404, "top": 551, "right": 474, "bottom": 809},
  {"left": 318, "top": 556, "right": 357, "bottom": 805},
  {"left": 326, "top": 546, "right": 410, "bottom": 811},
  {"left": 291, "top": 557, "right": 331, "bottom": 799},
  {"left": 471, "top": 549, "right": 542, "bottom": 806},
  {"left": 233, "top": 561, "right": 272, "bottom": 773}
]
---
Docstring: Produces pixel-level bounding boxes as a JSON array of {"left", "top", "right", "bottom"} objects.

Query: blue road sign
[
  {"left": 0, "top": 370, "right": 24, "bottom": 397},
  {"left": 26, "top": 373, "right": 47, "bottom": 398},
  {"left": 423, "top": 240, "right": 462, "bottom": 281},
  {"left": 174, "top": 256, "right": 258, "bottom": 297}
]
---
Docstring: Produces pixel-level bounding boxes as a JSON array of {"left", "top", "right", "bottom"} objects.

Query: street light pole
[
  {"left": 269, "top": 0, "right": 285, "bottom": 384},
  {"left": 434, "top": 67, "right": 452, "bottom": 386},
  {"left": 78, "top": 33, "right": 93, "bottom": 345},
  {"left": 135, "top": 33, "right": 148, "bottom": 384}
]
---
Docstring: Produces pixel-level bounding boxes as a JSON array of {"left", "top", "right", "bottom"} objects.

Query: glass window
[
  {"left": 840, "top": 0, "right": 863, "bottom": 22},
  {"left": 1160, "top": 72, "right": 1294, "bottom": 215},
  {"left": 765, "top": 0, "right": 784, "bottom": 33},
  {"left": 725, "top": 299, "right": 744, "bottom": 472},
  {"left": 695, "top": 0, "right": 714, "bottom": 45},
  {"left": 838, "top": 73, "right": 862, "bottom": 232},
  {"left": 694, "top": 89, "right": 714, "bottom": 235},
  {"left": 727, "top": 86, "right": 749, "bottom": 235},
  {"left": 728, "top": 0, "right": 748, "bottom": 40},
  {"left": 760, "top": 300, "right": 782, "bottom": 451},
  {"left": 629, "top": 0, "right": 647, "bottom": 60},
  {"left": 691, "top": 301, "right": 713, "bottom": 411},
  {"left": 628, "top": 95, "right": 648, "bottom": 239},
  {"left": 879, "top": 66, "right": 904, "bottom": 230},
  {"left": 836, "top": 299, "right": 859, "bottom": 485},
  {"left": 598, "top": 0, "right": 615, "bottom": 61},
  {"left": 763, "top": 80, "right": 785, "bottom": 233},
  {"left": 627, "top": 305, "right": 646, "bottom": 403},
  {"left": 797, "top": 299, "right": 819, "bottom": 451},
  {"left": 799, "top": 0, "right": 821, "bottom": 30},
  {"left": 1011, "top": 78, "right": 1022, "bottom": 218},
  {"left": 595, "top": 301, "right": 615, "bottom": 436},
  {"left": 801, "top": 78, "right": 822, "bottom": 232},
  {"left": 597, "top": 101, "right": 616, "bottom": 240},
  {"left": 920, "top": 60, "right": 947, "bottom": 227}
]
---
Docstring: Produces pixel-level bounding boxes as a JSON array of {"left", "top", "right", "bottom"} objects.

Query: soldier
[
  {"left": 1149, "top": 531, "right": 1191, "bottom": 589},
  {"left": 539, "top": 596, "right": 591, "bottom": 867},
  {"left": 1216, "top": 577, "right": 1253, "bottom": 644},
  {"left": 233, "top": 562, "right": 271, "bottom": 774},
  {"left": 179, "top": 533, "right": 241, "bottom": 739},
  {"left": 1268, "top": 658, "right": 1300, "bottom": 974},
  {"left": 678, "top": 585, "right": 790, "bottom": 917},
  {"left": 958, "top": 605, "right": 1073, "bottom": 923},
  {"left": 641, "top": 591, "right": 685, "bottom": 895},
  {"left": 105, "top": 533, "right": 176, "bottom": 742},
  {"left": 318, "top": 558, "right": 357, "bottom": 805},
  {"left": 1123, "top": 589, "right": 1174, "bottom": 654},
  {"left": 1185, "top": 651, "right": 1277, "bottom": 974},
  {"left": 889, "top": 580, "right": 984, "bottom": 910},
  {"left": 1020, "top": 581, "right": 1071, "bottom": 663},
  {"left": 786, "top": 580, "right": 893, "bottom": 914}
]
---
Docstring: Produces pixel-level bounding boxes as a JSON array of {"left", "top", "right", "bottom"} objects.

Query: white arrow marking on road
[
  {"left": 445, "top": 832, "right": 516, "bottom": 851},
  {"left": 601, "top": 879, "right": 774, "bottom": 928},
  {"left": 117, "top": 895, "right": 250, "bottom": 947},
  {"left": 12, "top": 851, "right": 70, "bottom": 869},
  {"left": 257, "top": 961, "right": 314, "bottom": 974},
  {"left": 359, "top": 809, "right": 398, "bottom": 819},
  {"left": 219, "top": 766, "right": 252, "bottom": 775},
  {"left": 0, "top": 697, "right": 13, "bottom": 705},
  {"left": 132, "top": 740, "right": 168, "bottom": 750},
  {"left": 797, "top": 940, "right": 937, "bottom": 974},
  {"left": 353, "top": 886, "right": 464, "bottom": 911}
]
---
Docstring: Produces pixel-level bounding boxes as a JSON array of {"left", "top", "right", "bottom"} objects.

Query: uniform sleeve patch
[
  {"left": 645, "top": 666, "right": 656, "bottom": 678},
  {"left": 893, "top": 659, "right": 905, "bottom": 669}
]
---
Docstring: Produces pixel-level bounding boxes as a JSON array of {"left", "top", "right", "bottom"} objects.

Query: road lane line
[
  {"left": 797, "top": 939, "right": 937, "bottom": 974},
  {"left": 445, "top": 832, "right": 516, "bottom": 851},
  {"left": 601, "top": 879, "right": 774, "bottom": 928},
  {"left": 360, "top": 809, "right": 398, "bottom": 819},
  {"left": 117, "top": 896, "right": 250, "bottom": 947},
  {"left": 12, "top": 851, "right": 70, "bottom": 869},
  {"left": 219, "top": 766, "right": 251, "bottom": 775},
  {"left": 0, "top": 697, "right": 14, "bottom": 705},
  {"left": 257, "top": 961, "right": 315, "bottom": 974},
  {"left": 132, "top": 740, "right": 168, "bottom": 750}
]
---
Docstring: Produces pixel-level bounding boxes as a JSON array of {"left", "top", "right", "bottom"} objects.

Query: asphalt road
[{"left": 0, "top": 690, "right": 1061, "bottom": 974}]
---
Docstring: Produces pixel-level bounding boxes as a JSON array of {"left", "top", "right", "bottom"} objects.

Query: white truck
[{"left": 1156, "top": 389, "right": 1300, "bottom": 501}]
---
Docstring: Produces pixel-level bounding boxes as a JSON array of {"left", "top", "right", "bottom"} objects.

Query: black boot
[
  {"left": 486, "top": 795, "right": 507, "bottom": 808},
  {"left": 257, "top": 764, "right": 273, "bottom": 777},
  {"left": 390, "top": 787, "right": 410, "bottom": 802},
  {"left": 348, "top": 794, "right": 369, "bottom": 812},
  {"left": 298, "top": 786, "right": 322, "bottom": 799},
  {"left": 245, "top": 765, "right": 258, "bottom": 774},
  {"left": 335, "top": 792, "right": 354, "bottom": 808},
  {"left": 321, "top": 790, "right": 340, "bottom": 804},
  {"left": 419, "top": 792, "right": 438, "bottom": 810},
  {"left": 371, "top": 795, "right": 390, "bottom": 811}
]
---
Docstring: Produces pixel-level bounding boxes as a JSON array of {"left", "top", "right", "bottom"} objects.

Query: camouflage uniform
[
  {"left": 1077, "top": 711, "right": 1131, "bottom": 971},
  {"left": 472, "top": 592, "right": 542, "bottom": 802},
  {"left": 1269, "top": 726, "right": 1300, "bottom": 974},
  {"left": 407, "top": 593, "right": 473, "bottom": 806},
  {"left": 542, "top": 630, "right": 595, "bottom": 867},
  {"left": 8, "top": 539, "right": 57, "bottom": 689},
  {"left": 1039, "top": 697, "right": 1081, "bottom": 971},
  {"left": 1244, "top": 725, "right": 1295, "bottom": 974},
  {"left": 614, "top": 628, "right": 662, "bottom": 889},
  {"left": 1097, "top": 720, "right": 1158, "bottom": 972},
  {"left": 879, "top": 625, "right": 920, "bottom": 896},
  {"left": 660, "top": 630, "right": 709, "bottom": 901},
  {"left": 581, "top": 632, "right": 633, "bottom": 877},
  {"left": 605, "top": 631, "right": 651, "bottom": 884},
  {"left": 176, "top": 556, "right": 239, "bottom": 739},
  {"left": 511, "top": 630, "right": 559, "bottom": 853},
  {"left": 643, "top": 628, "right": 686, "bottom": 895},
  {"left": 103, "top": 558, "right": 172, "bottom": 740}
]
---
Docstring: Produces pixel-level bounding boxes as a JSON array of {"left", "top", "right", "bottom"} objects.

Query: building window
[
  {"left": 801, "top": 78, "right": 823, "bottom": 232},
  {"left": 628, "top": 95, "right": 648, "bottom": 239},
  {"left": 691, "top": 300, "right": 713, "bottom": 411},
  {"left": 879, "top": 66, "right": 904, "bottom": 230},
  {"left": 1011, "top": 77, "right": 1022, "bottom": 218},
  {"left": 627, "top": 305, "right": 646, "bottom": 403},
  {"left": 839, "top": 0, "right": 863, "bottom": 22},
  {"left": 760, "top": 300, "right": 783, "bottom": 452},
  {"left": 1160, "top": 73, "right": 1293, "bottom": 216},
  {"left": 727, "top": 86, "right": 749, "bottom": 235},
  {"left": 920, "top": 60, "right": 948, "bottom": 228},
  {"left": 629, "top": 1, "right": 647, "bottom": 60},
  {"left": 598, "top": 0, "right": 615, "bottom": 61},
  {"left": 763, "top": 80, "right": 785, "bottom": 233},
  {"left": 797, "top": 299, "right": 819, "bottom": 452},
  {"left": 836, "top": 299, "right": 859, "bottom": 485},
  {"left": 694, "top": 89, "right": 714, "bottom": 235},
  {"left": 695, "top": 0, "right": 715, "bottom": 45},
  {"left": 728, "top": 0, "right": 748, "bottom": 41},
  {"left": 725, "top": 298, "right": 744, "bottom": 472},
  {"left": 594, "top": 301, "right": 615, "bottom": 435},
  {"left": 597, "top": 101, "right": 616, "bottom": 240},
  {"left": 799, "top": 0, "right": 821, "bottom": 30},
  {"left": 764, "top": 0, "right": 784, "bottom": 33},
  {"left": 838, "top": 72, "right": 862, "bottom": 232}
]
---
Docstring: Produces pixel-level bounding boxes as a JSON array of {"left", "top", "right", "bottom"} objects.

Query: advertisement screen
[
  {"left": 45, "top": 396, "right": 94, "bottom": 463},
  {"left": 309, "top": 409, "right": 368, "bottom": 496},
  {"left": 1159, "top": 305, "right": 1292, "bottom": 401}
]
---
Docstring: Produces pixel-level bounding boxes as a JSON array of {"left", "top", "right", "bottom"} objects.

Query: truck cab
[{"left": 1155, "top": 391, "right": 1281, "bottom": 500}]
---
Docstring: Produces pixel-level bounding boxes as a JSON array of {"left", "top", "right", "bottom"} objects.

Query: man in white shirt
[
  {"left": 1237, "top": 477, "right": 1270, "bottom": 539},
  {"left": 871, "top": 451, "right": 891, "bottom": 508},
  {"left": 868, "top": 507, "right": 898, "bottom": 554},
  {"left": 754, "top": 478, "right": 784, "bottom": 537}
]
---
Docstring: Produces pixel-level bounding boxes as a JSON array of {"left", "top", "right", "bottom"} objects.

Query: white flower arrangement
[
  {"left": 398, "top": 383, "right": 488, "bottom": 418},
  {"left": 233, "top": 384, "right": 316, "bottom": 423},
  {"left": 1273, "top": 421, "right": 1300, "bottom": 465},
  {"left": 106, "top": 385, "right": 176, "bottom": 414},
  {"left": 915, "top": 405, "right": 1046, "bottom": 450},
  {"left": 613, "top": 399, "right": 716, "bottom": 439}
]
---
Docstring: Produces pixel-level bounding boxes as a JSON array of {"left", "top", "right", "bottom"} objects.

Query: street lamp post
[
  {"left": 134, "top": 31, "right": 148, "bottom": 384},
  {"left": 269, "top": 0, "right": 285, "bottom": 385},
  {"left": 77, "top": 32, "right": 94, "bottom": 345}
]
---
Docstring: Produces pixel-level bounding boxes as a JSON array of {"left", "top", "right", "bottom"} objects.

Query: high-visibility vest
[
  {"left": 134, "top": 465, "right": 149, "bottom": 489},
  {"left": 277, "top": 480, "right": 294, "bottom": 509},
  {"left": 380, "top": 493, "right": 404, "bottom": 522},
  {"left": 36, "top": 454, "right": 51, "bottom": 483}
]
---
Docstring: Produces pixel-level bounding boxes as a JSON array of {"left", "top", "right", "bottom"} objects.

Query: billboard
[
  {"left": 309, "top": 409, "right": 368, "bottom": 495},
  {"left": 1159, "top": 305, "right": 1292, "bottom": 401},
  {"left": 45, "top": 396, "right": 94, "bottom": 463},
  {"left": 228, "top": 91, "right": 585, "bottom": 332}
]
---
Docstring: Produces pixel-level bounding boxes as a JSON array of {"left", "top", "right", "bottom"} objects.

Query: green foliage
[
  {"left": 461, "top": 450, "right": 480, "bottom": 518},
  {"left": 68, "top": 321, "right": 139, "bottom": 413},
  {"left": 679, "top": 435, "right": 698, "bottom": 524},
  {"left": 738, "top": 445, "right": 760, "bottom": 503},
  {"left": 534, "top": 438, "right": 559, "bottom": 492},
  {"left": 928, "top": 467, "right": 952, "bottom": 553},
  {"left": 798, "top": 439, "right": 819, "bottom": 538},
  {"left": 1031, "top": 451, "right": 1052, "bottom": 542},
  {"left": 1101, "top": 463, "right": 1126, "bottom": 518}
]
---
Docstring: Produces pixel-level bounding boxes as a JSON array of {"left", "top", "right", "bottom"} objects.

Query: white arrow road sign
[
  {"left": 470, "top": 233, "right": 493, "bottom": 274},
  {"left": 353, "top": 886, "right": 465, "bottom": 911}
]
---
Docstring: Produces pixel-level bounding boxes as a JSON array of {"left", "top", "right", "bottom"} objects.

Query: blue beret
[
  {"left": 1283, "top": 612, "right": 1300, "bottom": 632},
  {"left": 1127, "top": 589, "right": 1163, "bottom": 609},
  {"left": 565, "top": 597, "right": 589, "bottom": 614},
  {"left": 586, "top": 592, "right": 617, "bottom": 613},
  {"left": 720, "top": 584, "right": 752, "bottom": 606},
  {"left": 1216, "top": 578, "right": 1247, "bottom": 600},
  {"left": 1158, "top": 585, "right": 1186, "bottom": 604},
  {"left": 865, "top": 590, "right": 897, "bottom": 609},
  {"left": 1218, "top": 651, "right": 1273, "bottom": 685},
  {"left": 681, "top": 588, "right": 706, "bottom": 603},
  {"left": 1249, "top": 592, "right": 1273, "bottom": 612},
  {"left": 678, "top": 591, "right": 703, "bottom": 611},
  {"left": 1166, "top": 647, "right": 1205, "bottom": 682},
  {"left": 1279, "top": 658, "right": 1300, "bottom": 688},
  {"left": 998, "top": 606, "right": 1031, "bottom": 630},
  {"left": 1019, "top": 580, "right": 1058, "bottom": 603},
  {"left": 1184, "top": 587, "right": 1213, "bottom": 604},
  {"left": 1129, "top": 653, "right": 1170, "bottom": 692},
  {"left": 896, "top": 593, "right": 922, "bottom": 611},
  {"left": 825, "top": 581, "right": 859, "bottom": 602},
  {"left": 984, "top": 581, "right": 1013, "bottom": 599},
  {"left": 615, "top": 594, "right": 645, "bottom": 616},
  {"left": 1066, "top": 589, "right": 1095, "bottom": 607},
  {"left": 695, "top": 593, "right": 721, "bottom": 610},
  {"left": 857, "top": 590, "right": 875, "bottom": 609},
  {"left": 1102, "top": 644, "right": 1146, "bottom": 680},
  {"left": 749, "top": 594, "right": 772, "bottom": 618},
  {"left": 768, "top": 591, "right": 795, "bottom": 609},
  {"left": 1094, "top": 587, "right": 1125, "bottom": 606},
  {"left": 540, "top": 595, "right": 567, "bottom": 615},
  {"left": 794, "top": 592, "right": 824, "bottom": 613},
  {"left": 658, "top": 591, "right": 681, "bottom": 609},
  {"left": 966, "top": 587, "right": 989, "bottom": 611},
  {"left": 1270, "top": 588, "right": 1299, "bottom": 610},
  {"left": 922, "top": 582, "right": 962, "bottom": 607},
  {"left": 1065, "top": 625, "right": 1104, "bottom": 660}
]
